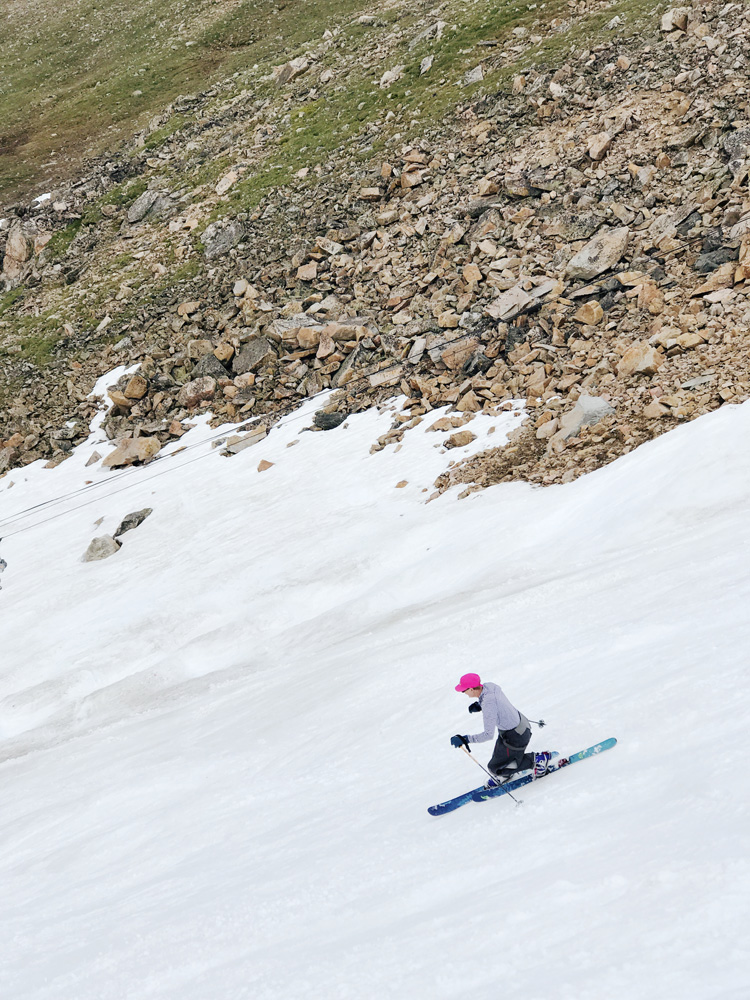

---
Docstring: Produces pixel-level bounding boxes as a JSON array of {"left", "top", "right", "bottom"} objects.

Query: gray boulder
[
  {"left": 232, "top": 337, "right": 276, "bottom": 374},
  {"left": 192, "top": 353, "right": 230, "bottom": 380},
  {"left": 114, "top": 508, "right": 153, "bottom": 539},
  {"left": 202, "top": 219, "right": 245, "bottom": 259},
  {"left": 566, "top": 227, "right": 630, "bottom": 280},
  {"left": 314, "top": 411, "right": 347, "bottom": 430},
  {"left": 127, "top": 190, "right": 170, "bottom": 224},
  {"left": 556, "top": 394, "right": 615, "bottom": 441},
  {"left": 82, "top": 536, "right": 121, "bottom": 562}
]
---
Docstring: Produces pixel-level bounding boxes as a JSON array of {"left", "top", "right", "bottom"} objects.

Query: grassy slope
[
  {"left": 0, "top": 0, "right": 367, "bottom": 203},
  {"left": 1, "top": 0, "right": 664, "bottom": 205},
  {"left": 0, "top": 0, "right": 666, "bottom": 372}
]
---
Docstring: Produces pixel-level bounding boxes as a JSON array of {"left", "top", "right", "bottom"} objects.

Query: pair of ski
[{"left": 427, "top": 738, "right": 617, "bottom": 816}]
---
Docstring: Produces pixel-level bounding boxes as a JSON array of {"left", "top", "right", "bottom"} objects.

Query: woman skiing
[{"left": 450, "top": 673, "right": 549, "bottom": 783}]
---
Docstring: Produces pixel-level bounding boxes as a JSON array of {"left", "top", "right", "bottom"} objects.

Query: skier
[{"left": 450, "top": 673, "right": 549, "bottom": 784}]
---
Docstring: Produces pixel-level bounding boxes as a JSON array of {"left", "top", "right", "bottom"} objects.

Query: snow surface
[{"left": 0, "top": 377, "right": 748, "bottom": 999}]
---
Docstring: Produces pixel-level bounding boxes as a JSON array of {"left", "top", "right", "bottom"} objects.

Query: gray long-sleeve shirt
[{"left": 466, "top": 681, "right": 522, "bottom": 744}]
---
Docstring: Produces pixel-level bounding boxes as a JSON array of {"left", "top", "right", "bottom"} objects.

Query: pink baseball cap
[{"left": 455, "top": 673, "right": 482, "bottom": 692}]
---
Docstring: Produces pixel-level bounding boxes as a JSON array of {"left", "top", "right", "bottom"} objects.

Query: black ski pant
[{"left": 488, "top": 725, "right": 532, "bottom": 777}]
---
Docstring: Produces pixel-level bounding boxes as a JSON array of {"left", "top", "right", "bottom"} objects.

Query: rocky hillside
[{"left": 2, "top": 0, "right": 750, "bottom": 489}]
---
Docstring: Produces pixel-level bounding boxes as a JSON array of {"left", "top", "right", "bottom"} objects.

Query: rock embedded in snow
[
  {"left": 81, "top": 535, "right": 121, "bottom": 562},
  {"left": 313, "top": 411, "right": 347, "bottom": 430},
  {"left": 225, "top": 425, "right": 267, "bottom": 454},
  {"left": 566, "top": 227, "right": 630, "bottom": 280},
  {"left": 108, "top": 389, "right": 133, "bottom": 410},
  {"left": 553, "top": 395, "right": 616, "bottom": 443},
  {"left": 114, "top": 508, "right": 153, "bottom": 538},
  {"left": 103, "top": 436, "right": 161, "bottom": 468},
  {"left": 445, "top": 429, "right": 477, "bottom": 449}
]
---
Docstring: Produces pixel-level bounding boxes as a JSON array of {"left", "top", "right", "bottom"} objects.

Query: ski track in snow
[{"left": 0, "top": 372, "right": 748, "bottom": 999}]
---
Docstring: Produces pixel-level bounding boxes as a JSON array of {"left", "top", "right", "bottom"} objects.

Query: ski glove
[
  {"left": 450, "top": 734, "right": 470, "bottom": 750},
  {"left": 468, "top": 701, "right": 482, "bottom": 713}
]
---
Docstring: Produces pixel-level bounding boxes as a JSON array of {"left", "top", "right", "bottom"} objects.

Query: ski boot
[
  {"left": 533, "top": 752, "right": 552, "bottom": 778},
  {"left": 484, "top": 767, "right": 518, "bottom": 789}
]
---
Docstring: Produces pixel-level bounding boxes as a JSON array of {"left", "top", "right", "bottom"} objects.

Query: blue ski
[
  {"left": 471, "top": 737, "right": 617, "bottom": 802},
  {"left": 427, "top": 752, "right": 560, "bottom": 817}
]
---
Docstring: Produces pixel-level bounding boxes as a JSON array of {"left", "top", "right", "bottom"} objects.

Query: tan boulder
[
  {"left": 437, "top": 310, "right": 459, "bottom": 329},
  {"left": 297, "top": 327, "right": 322, "bottom": 349},
  {"left": 296, "top": 262, "right": 318, "bottom": 281},
  {"left": 214, "top": 342, "right": 235, "bottom": 363},
  {"left": 477, "top": 176, "right": 500, "bottom": 197},
  {"left": 103, "top": 437, "right": 161, "bottom": 468},
  {"left": 124, "top": 375, "right": 149, "bottom": 399},
  {"left": 617, "top": 342, "right": 665, "bottom": 377},
  {"left": 215, "top": 170, "right": 238, "bottom": 196},
  {"left": 456, "top": 390, "right": 482, "bottom": 413},
  {"left": 177, "top": 300, "right": 200, "bottom": 317},
  {"left": 441, "top": 338, "right": 479, "bottom": 370},
  {"left": 108, "top": 389, "right": 133, "bottom": 409},
  {"left": 177, "top": 376, "right": 217, "bottom": 408},
  {"left": 187, "top": 339, "right": 214, "bottom": 360},
  {"left": 661, "top": 6, "right": 690, "bottom": 31},
  {"left": 643, "top": 401, "right": 670, "bottom": 418},
  {"left": 573, "top": 301, "right": 604, "bottom": 325},
  {"left": 3, "top": 226, "right": 33, "bottom": 278},
  {"left": 445, "top": 429, "right": 477, "bottom": 449},
  {"left": 588, "top": 132, "right": 612, "bottom": 161},
  {"left": 463, "top": 263, "right": 483, "bottom": 284}
]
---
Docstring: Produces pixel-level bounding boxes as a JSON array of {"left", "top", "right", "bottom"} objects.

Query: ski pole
[
  {"left": 461, "top": 746, "right": 522, "bottom": 806},
  {"left": 529, "top": 719, "right": 546, "bottom": 727}
]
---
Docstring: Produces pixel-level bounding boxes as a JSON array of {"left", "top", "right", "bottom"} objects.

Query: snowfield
[{"left": 0, "top": 375, "right": 748, "bottom": 1000}]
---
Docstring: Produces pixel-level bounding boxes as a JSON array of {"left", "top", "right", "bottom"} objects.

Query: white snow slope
[{"left": 0, "top": 375, "right": 748, "bottom": 1000}]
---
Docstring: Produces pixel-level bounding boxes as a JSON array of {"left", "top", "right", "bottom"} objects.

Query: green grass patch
[
  {"left": 43, "top": 177, "right": 150, "bottom": 261},
  {"left": 144, "top": 115, "right": 188, "bottom": 151},
  {"left": 102, "top": 177, "right": 150, "bottom": 208},
  {"left": 44, "top": 220, "right": 84, "bottom": 261},
  {"left": 0, "top": 287, "right": 27, "bottom": 318},
  {"left": 17, "top": 330, "right": 60, "bottom": 366}
]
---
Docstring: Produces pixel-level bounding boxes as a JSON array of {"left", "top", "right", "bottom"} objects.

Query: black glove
[
  {"left": 450, "top": 734, "right": 470, "bottom": 750},
  {"left": 468, "top": 701, "right": 482, "bottom": 713}
]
